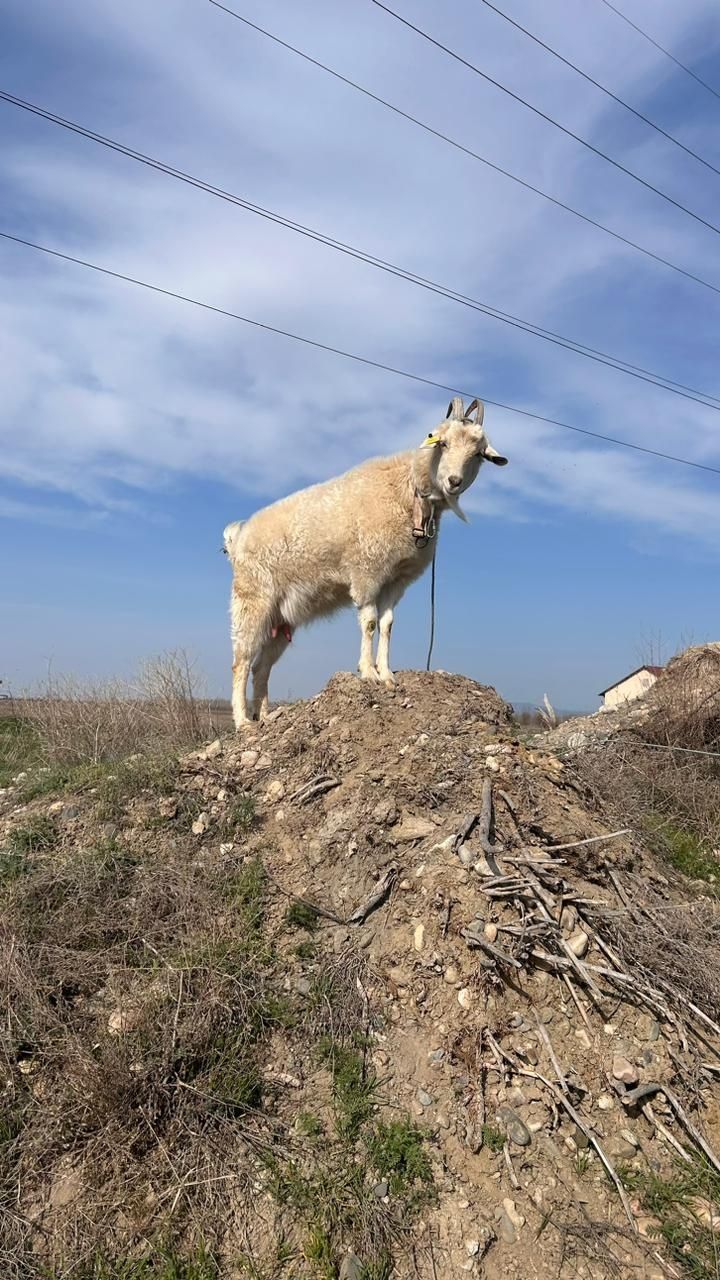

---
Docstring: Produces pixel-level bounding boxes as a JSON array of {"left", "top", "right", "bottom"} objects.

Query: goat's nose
[{"left": 447, "top": 474, "right": 462, "bottom": 489}]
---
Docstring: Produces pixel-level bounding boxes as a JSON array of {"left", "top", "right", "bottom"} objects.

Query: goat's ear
[
  {"left": 484, "top": 443, "right": 508, "bottom": 466},
  {"left": 446, "top": 396, "right": 464, "bottom": 420},
  {"left": 421, "top": 430, "right": 443, "bottom": 447},
  {"left": 465, "top": 398, "right": 484, "bottom": 427}
]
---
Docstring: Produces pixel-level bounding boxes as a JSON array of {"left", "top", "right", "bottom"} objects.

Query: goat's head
[{"left": 422, "top": 396, "right": 507, "bottom": 514}]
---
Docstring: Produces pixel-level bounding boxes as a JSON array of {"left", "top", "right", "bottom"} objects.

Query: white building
[{"left": 599, "top": 665, "right": 663, "bottom": 710}]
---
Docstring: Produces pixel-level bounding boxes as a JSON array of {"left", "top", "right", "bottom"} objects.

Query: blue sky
[{"left": 2, "top": 0, "right": 720, "bottom": 711}]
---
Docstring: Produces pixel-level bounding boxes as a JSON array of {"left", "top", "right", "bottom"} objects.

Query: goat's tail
[{"left": 223, "top": 520, "right": 246, "bottom": 561}]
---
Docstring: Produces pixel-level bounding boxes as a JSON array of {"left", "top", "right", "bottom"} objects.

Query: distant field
[
  {"left": 0, "top": 695, "right": 235, "bottom": 728},
  {"left": 0, "top": 695, "right": 577, "bottom": 732}
]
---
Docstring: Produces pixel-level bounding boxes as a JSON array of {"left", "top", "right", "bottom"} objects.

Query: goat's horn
[
  {"left": 465, "top": 398, "right": 485, "bottom": 426},
  {"left": 446, "top": 396, "right": 464, "bottom": 420}
]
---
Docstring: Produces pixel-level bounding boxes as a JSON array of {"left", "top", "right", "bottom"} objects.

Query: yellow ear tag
[{"left": 421, "top": 432, "right": 442, "bottom": 448}]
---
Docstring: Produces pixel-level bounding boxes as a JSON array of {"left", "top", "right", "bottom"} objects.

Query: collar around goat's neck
[
  {"left": 411, "top": 452, "right": 442, "bottom": 547},
  {"left": 412, "top": 488, "right": 437, "bottom": 548}
]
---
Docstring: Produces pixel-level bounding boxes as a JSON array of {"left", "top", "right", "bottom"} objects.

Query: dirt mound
[
  {"left": 533, "top": 701, "right": 651, "bottom": 754},
  {"left": 3, "top": 671, "right": 720, "bottom": 1279}
]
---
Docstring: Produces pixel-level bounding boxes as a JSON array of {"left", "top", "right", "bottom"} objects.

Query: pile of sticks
[{"left": 453, "top": 778, "right": 720, "bottom": 1232}]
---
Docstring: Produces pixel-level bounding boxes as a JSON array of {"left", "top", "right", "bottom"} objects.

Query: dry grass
[
  {"left": 15, "top": 652, "right": 216, "bottom": 771},
  {"left": 576, "top": 643, "right": 720, "bottom": 887},
  {"left": 645, "top": 643, "right": 720, "bottom": 754},
  {"left": 537, "top": 1205, "right": 634, "bottom": 1279},
  {"left": 0, "top": 759, "right": 432, "bottom": 1279},
  {"left": 602, "top": 895, "right": 720, "bottom": 1028},
  {"left": 580, "top": 734, "right": 720, "bottom": 877},
  {"left": 1, "top": 839, "right": 286, "bottom": 1278}
]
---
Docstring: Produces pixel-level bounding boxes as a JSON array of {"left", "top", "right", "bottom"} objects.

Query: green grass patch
[
  {"left": 224, "top": 858, "right": 267, "bottom": 935},
  {"left": 223, "top": 793, "right": 256, "bottom": 835},
  {"left": 642, "top": 816, "right": 719, "bottom": 885},
  {"left": 316, "top": 1040, "right": 377, "bottom": 1140},
  {"left": 284, "top": 899, "right": 320, "bottom": 932},
  {"left": 16, "top": 753, "right": 180, "bottom": 812},
  {"left": 0, "top": 849, "right": 29, "bottom": 886},
  {"left": 16, "top": 760, "right": 105, "bottom": 803},
  {"left": 303, "top": 1224, "right": 334, "bottom": 1277},
  {"left": 7, "top": 813, "right": 58, "bottom": 855},
  {"left": 237, "top": 1239, "right": 296, "bottom": 1278},
  {"left": 366, "top": 1119, "right": 433, "bottom": 1198},
  {"left": 481, "top": 1123, "right": 506, "bottom": 1153},
  {"left": 266, "top": 1112, "right": 432, "bottom": 1280},
  {"left": 623, "top": 1158, "right": 720, "bottom": 1279},
  {"left": 8, "top": 838, "right": 140, "bottom": 950},
  {"left": 267, "top": 1158, "right": 387, "bottom": 1278},
  {"left": 295, "top": 1111, "right": 323, "bottom": 1139},
  {"left": 205, "top": 1042, "right": 263, "bottom": 1114},
  {"left": 0, "top": 715, "right": 40, "bottom": 787},
  {"left": 259, "top": 1034, "right": 434, "bottom": 1276},
  {"left": 94, "top": 756, "right": 180, "bottom": 820},
  {"left": 70, "top": 1244, "right": 219, "bottom": 1280}
]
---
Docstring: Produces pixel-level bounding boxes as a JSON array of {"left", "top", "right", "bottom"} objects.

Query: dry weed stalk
[{"left": 19, "top": 651, "right": 214, "bottom": 767}]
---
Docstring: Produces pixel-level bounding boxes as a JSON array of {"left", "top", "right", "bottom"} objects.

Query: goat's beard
[{"left": 444, "top": 492, "right": 468, "bottom": 523}]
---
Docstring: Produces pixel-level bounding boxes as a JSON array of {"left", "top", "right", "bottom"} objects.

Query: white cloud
[{"left": 1, "top": 0, "right": 719, "bottom": 546}]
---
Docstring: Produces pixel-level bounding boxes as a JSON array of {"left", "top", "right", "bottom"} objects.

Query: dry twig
[
  {"left": 513, "top": 1069, "right": 635, "bottom": 1228},
  {"left": 462, "top": 921, "right": 523, "bottom": 969},
  {"left": 534, "top": 1012, "right": 569, "bottom": 1093},
  {"left": 503, "top": 1143, "right": 520, "bottom": 1190},
  {"left": 348, "top": 865, "right": 398, "bottom": 924},
  {"left": 290, "top": 775, "right": 340, "bottom": 804},
  {"left": 540, "top": 829, "right": 631, "bottom": 853},
  {"left": 622, "top": 1082, "right": 720, "bottom": 1176}
]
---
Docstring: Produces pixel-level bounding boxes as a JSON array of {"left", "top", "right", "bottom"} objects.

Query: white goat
[{"left": 224, "top": 396, "right": 507, "bottom": 726}]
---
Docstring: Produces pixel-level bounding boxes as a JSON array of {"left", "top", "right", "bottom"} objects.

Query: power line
[
  {"left": 4, "top": 89, "right": 720, "bottom": 413},
  {"left": 2, "top": 226, "right": 720, "bottom": 477},
  {"left": 479, "top": 0, "right": 720, "bottom": 179},
  {"left": 207, "top": 2, "right": 720, "bottom": 301},
  {"left": 597, "top": 0, "right": 720, "bottom": 105},
  {"left": 371, "top": 0, "right": 720, "bottom": 240}
]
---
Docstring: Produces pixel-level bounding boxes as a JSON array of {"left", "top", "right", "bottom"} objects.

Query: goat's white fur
[{"left": 225, "top": 397, "right": 506, "bottom": 725}]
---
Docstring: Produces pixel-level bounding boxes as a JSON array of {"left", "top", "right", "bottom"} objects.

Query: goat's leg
[
  {"left": 230, "top": 581, "right": 267, "bottom": 728},
  {"left": 252, "top": 633, "right": 289, "bottom": 720},
  {"left": 376, "top": 585, "right": 404, "bottom": 685},
  {"left": 356, "top": 602, "right": 381, "bottom": 681},
  {"left": 231, "top": 649, "right": 254, "bottom": 727}
]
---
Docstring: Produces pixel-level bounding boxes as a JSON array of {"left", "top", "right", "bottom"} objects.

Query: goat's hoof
[
  {"left": 358, "top": 666, "right": 381, "bottom": 682},
  {"left": 377, "top": 669, "right": 396, "bottom": 686}
]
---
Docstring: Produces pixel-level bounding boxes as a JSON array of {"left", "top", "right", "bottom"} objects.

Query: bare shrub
[
  {"left": 576, "top": 644, "right": 720, "bottom": 882},
  {"left": 644, "top": 642, "right": 720, "bottom": 753},
  {"left": 18, "top": 651, "right": 215, "bottom": 767},
  {"left": 602, "top": 895, "right": 720, "bottom": 1027},
  {"left": 578, "top": 735, "right": 720, "bottom": 873},
  {"left": 137, "top": 650, "right": 209, "bottom": 747}
]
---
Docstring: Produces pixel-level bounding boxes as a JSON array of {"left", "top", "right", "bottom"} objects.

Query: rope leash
[
  {"left": 426, "top": 544, "right": 437, "bottom": 671},
  {"left": 618, "top": 736, "right": 720, "bottom": 761}
]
